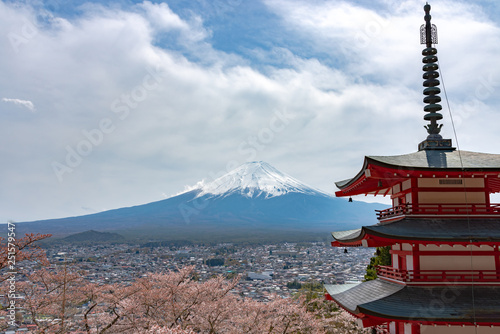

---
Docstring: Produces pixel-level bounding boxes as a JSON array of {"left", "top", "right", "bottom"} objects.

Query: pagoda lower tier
[
  {"left": 327, "top": 216, "right": 500, "bottom": 333},
  {"left": 325, "top": 279, "right": 500, "bottom": 333}
]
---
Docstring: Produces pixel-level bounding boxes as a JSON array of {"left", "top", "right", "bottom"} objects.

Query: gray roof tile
[
  {"left": 368, "top": 150, "right": 500, "bottom": 169},
  {"left": 332, "top": 218, "right": 500, "bottom": 243},
  {"left": 325, "top": 280, "right": 404, "bottom": 312},
  {"left": 327, "top": 279, "right": 500, "bottom": 322}
]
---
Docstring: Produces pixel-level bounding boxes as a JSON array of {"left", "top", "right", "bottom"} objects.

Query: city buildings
[{"left": 1, "top": 241, "right": 373, "bottom": 332}]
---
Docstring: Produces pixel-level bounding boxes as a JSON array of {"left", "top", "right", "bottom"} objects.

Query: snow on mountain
[
  {"left": 194, "top": 161, "right": 331, "bottom": 199},
  {"left": 18, "top": 160, "right": 388, "bottom": 239}
]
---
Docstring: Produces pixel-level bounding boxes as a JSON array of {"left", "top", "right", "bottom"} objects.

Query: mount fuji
[
  {"left": 194, "top": 161, "right": 329, "bottom": 199},
  {"left": 18, "top": 162, "right": 387, "bottom": 242}
]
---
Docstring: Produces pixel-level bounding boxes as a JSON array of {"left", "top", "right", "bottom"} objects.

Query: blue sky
[{"left": 2, "top": 0, "right": 500, "bottom": 222}]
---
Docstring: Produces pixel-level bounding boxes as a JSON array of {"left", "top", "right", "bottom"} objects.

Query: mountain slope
[{"left": 18, "top": 162, "right": 387, "bottom": 240}]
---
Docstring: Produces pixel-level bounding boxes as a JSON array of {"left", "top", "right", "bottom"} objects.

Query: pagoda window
[
  {"left": 392, "top": 244, "right": 400, "bottom": 270},
  {"left": 405, "top": 192, "right": 412, "bottom": 205},
  {"left": 392, "top": 183, "right": 401, "bottom": 208},
  {"left": 391, "top": 179, "right": 413, "bottom": 209},
  {"left": 401, "top": 243, "right": 412, "bottom": 251},
  {"left": 400, "top": 243, "right": 413, "bottom": 272}
]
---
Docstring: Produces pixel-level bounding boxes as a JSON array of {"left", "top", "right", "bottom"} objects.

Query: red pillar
[
  {"left": 412, "top": 244, "right": 420, "bottom": 280},
  {"left": 411, "top": 177, "right": 419, "bottom": 212},
  {"left": 495, "top": 245, "right": 500, "bottom": 277}
]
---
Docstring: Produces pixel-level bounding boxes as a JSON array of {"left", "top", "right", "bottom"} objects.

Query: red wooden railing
[
  {"left": 377, "top": 265, "right": 500, "bottom": 283},
  {"left": 376, "top": 203, "right": 500, "bottom": 220},
  {"left": 377, "top": 265, "right": 407, "bottom": 280}
]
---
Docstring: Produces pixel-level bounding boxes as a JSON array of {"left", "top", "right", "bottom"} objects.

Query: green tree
[
  {"left": 298, "top": 281, "right": 325, "bottom": 302},
  {"left": 225, "top": 271, "right": 238, "bottom": 280},
  {"left": 205, "top": 258, "right": 224, "bottom": 267},
  {"left": 364, "top": 246, "right": 391, "bottom": 281},
  {"left": 286, "top": 280, "right": 302, "bottom": 290}
]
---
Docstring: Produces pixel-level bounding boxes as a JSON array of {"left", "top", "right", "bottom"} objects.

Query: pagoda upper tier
[{"left": 336, "top": 149, "right": 500, "bottom": 198}]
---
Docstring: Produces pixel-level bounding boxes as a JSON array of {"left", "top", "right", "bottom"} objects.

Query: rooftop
[
  {"left": 331, "top": 217, "right": 500, "bottom": 247},
  {"left": 368, "top": 150, "right": 500, "bottom": 170},
  {"left": 325, "top": 279, "right": 500, "bottom": 325}
]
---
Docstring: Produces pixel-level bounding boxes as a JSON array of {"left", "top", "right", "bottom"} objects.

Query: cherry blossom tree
[
  {"left": 15, "top": 268, "right": 84, "bottom": 333},
  {"left": 0, "top": 232, "right": 51, "bottom": 274},
  {"left": 145, "top": 325, "right": 196, "bottom": 334},
  {"left": 3, "top": 253, "right": 370, "bottom": 333}
]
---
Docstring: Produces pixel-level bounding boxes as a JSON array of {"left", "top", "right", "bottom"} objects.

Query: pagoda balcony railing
[
  {"left": 376, "top": 203, "right": 500, "bottom": 220},
  {"left": 377, "top": 265, "right": 500, "bottom": 283}
]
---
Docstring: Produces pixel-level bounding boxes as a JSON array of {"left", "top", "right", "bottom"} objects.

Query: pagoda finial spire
[
  {"left": 418, "top": 3, "right": 454, "bottom": 151},
  {"left": 422, "top": 3, "right": 437, "bottom": 48}
]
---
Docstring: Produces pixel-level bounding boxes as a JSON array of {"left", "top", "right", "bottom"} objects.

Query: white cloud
[
  {"left": 263, "top": 0, "right": 500, "bottom": 148},
  {"left": 2, "top": 98, "right": 35, "bottom": 111},
  {"left": 0, "top": 0, "right": 499, "bottom": 222},
  {"left": 139, "top": 1, "right": 189, "bottom": 31}
]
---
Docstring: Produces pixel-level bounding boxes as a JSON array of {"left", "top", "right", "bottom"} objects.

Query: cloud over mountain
[{"left": 1, "top": 0, "right": 500, "bottom": 222}]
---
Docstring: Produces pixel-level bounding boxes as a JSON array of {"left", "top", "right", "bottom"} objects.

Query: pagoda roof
[
  {"left": 331, "top": 218, "right": 500, "bottom": 247},
  {"left": 336, "top": 150, "right": 500, "bottom": 197},
  {"left": 325, "top": 279, "right": 500, "bottom": 324},
  {"left": 368, "top": 150, "right": 500, "bottom": 170}
]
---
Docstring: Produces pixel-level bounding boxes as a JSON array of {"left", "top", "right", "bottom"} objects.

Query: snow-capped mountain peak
[{"left": 194, "top": 161, "right": 331, "bottom": 199}]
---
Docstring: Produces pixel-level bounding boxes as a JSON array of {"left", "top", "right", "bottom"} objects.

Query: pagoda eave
[
  {"left": 326, "top": 296, "right": 500, "bottom": 328},
  {"left": 335, "top": 151, "right": 500, "bottom": 197},
  {"left": 325, "top": 280, "right": 500, "bottom": 326},
  {"left": 331, "top": 218, "right": 500, "bottom": 247}
]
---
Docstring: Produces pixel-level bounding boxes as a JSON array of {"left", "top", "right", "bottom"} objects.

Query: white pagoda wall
[
  {"left": 418, "top": 191, "right": 485, "bottom": 204},
  {"left": 419, "top": 245, "right": 493, "bottom": 251},
  {"left": 416, "top": 177, "right": 486, "bottom": 204},
  {"left": 417, "top": 178, "right": 484, "bottom": 188},
  {"left": 419, "top": 255, "right": 495, "bottom": 270},
  {"left": 420, "top": 325, "right": 499, "bottom": 333},
  {"left": 418, "top": 244, "right": 495, "bottom": 271}
]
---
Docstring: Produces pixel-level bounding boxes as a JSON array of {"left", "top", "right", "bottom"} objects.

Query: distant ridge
[
  {"left": 18, "top": 162, "right": 388, "bottom": 242},
  {"left": 62, "top": 230, "right": 125, "bottom": 243}
]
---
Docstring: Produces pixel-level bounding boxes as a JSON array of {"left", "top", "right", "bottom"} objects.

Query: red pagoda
[{"left": 325, "top": 4, "right": 500, "bottom": 334}]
